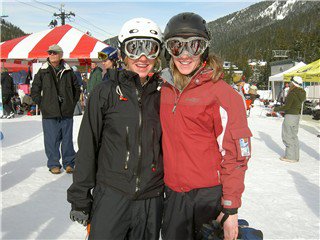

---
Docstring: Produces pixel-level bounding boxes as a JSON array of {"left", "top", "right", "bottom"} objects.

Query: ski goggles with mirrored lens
[
  {"left": 124, "top": 38, "right": 160, "bottom": 60},
  {"left": 98, "top": 52, "right": 109, "bottom": 61},
  {"left": 165, "top": 37, "right": 209, "bottom": 58}
]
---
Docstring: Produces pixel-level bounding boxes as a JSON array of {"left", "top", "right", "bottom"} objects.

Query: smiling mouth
[
  {"left": 136, "top": 63, "right": 149, "bottom": 68},
  {"left": 178, "top": 60, "right": 192, "bottom": 65}
]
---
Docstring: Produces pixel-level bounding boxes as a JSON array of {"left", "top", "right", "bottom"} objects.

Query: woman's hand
[{"left": 216, "top": 212, "right": 238, "bottom": 240}]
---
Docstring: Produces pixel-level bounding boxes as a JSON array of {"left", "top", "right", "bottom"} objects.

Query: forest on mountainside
[
  {"left": 2, "top": 1, "right": 319, "bottom": 89},
  {"left": 1, "top": 19, "right": 27, "bottom": 42}
]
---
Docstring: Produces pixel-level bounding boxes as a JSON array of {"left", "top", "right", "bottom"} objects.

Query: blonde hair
[{"left": 170, "top": 54, "right": 223, "bottom": 90}]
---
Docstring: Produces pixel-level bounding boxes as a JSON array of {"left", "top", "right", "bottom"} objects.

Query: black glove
[{"left": 70, "top": 210, "right": 89, "bottom": 226}]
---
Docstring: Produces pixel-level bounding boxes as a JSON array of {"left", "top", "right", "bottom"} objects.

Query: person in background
[
  {"left": 232, "top": 75, "right": 246, "bottom": 101},
  {"left": 248, "top": 83, "right": 259, "bottom": 105},
  {"left": 87, "top": 61, "right": 102, "bottom": 94},
  {"left": 160, "top": 12, "right": 252, "bottom": 240},
  {"left": 72, "top": 66, "right": 83, "bottom": 116},
  {"left": 280, "top": 82, "right": 290, "bottom": 104},
  {"left": 274, "top": 76, "right": 306, "bottom": 163},
  {"left": 98, "top": 46, "right": 120, "bottom": 81},
  {"left": 232, "top": 75, "right": 251, "bottom": 116},
  {"left": 80, "top": 73, "right": 88, "bottom": 109},
  {"left": 31, "top": 44, "right": 80, "bottom": 174},
  {"left": 72, "top": 66, "right": 83, "bottom": 86},
  {"left": 1, "top": 67, "right": 15, "bottom": 119},
  {"left": 67, "top": 17, "right": 164, "bottom": 240}
]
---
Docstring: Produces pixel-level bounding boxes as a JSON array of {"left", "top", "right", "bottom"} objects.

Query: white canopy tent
[
  {"left": 269, "top": 61, "right": 306, "bottom": 82},
  {"left": 268, "top": 61, "right": 306, "bottom": 100}
]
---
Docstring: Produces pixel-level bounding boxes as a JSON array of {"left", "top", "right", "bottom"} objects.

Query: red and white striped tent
[{"left": 0, "top": 24, "right": 109, "bottom": 66}]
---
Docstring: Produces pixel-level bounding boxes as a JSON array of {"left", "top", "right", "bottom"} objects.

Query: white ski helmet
[{"left": 118, "top": 18, "right": 163, "bottom": 46}]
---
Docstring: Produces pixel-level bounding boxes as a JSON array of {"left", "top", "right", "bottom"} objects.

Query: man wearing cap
[
  {"left": 274, "top": 76, "right": 306, "bottom": 163},
  {"left": 31, "top": 44, "right": 80, "bottom": 174}
]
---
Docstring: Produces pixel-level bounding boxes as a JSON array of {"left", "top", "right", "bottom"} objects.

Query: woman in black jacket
[{"left": 67, "top": 17, "right": 164, "bottom": 240}]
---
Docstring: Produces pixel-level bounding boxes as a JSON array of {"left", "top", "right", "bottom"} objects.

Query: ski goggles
[
  {"left": 124, "top": 38, "right": 160, "bottom": 60},
  {"left": 165, "top": 37, "right": 209, "bottom": 58},
  {"left": 98, "top": 52, "right": 111, "bottom": 61}
]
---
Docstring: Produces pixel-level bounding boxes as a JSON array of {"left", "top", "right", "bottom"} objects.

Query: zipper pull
[
  {"left": 124, "top": 151, "right": 130, "bottom": 170},
  {"left": 172, "top": 103, "right": 177, "bottom": 113},
  {"left": 151, "top": 163, "right": 156, "bottom": 172},
  {"left": 119, "top": 95, "right": 128, "bottom": 101},
  {"left": 116, "top": 85, "right": 128, "bottom": 101}
]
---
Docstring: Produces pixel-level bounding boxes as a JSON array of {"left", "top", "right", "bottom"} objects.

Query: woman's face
[
  {"left": 102, "top": 59, "right": 113, "bottom": 70},
  {"left": 127, "top": 55, "right": 155, "bottom": 82},
  {"left": 172, "top": 53, "right": 201, "bottom": 75}
]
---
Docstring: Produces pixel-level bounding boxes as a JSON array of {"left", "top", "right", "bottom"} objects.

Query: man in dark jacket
[
  {"left": 87, "top": 62, "right": 102, "bottom": 93},
  {"left": 274, "top": 76, "right": 306, "bottom": 163},
  {"left": 31, "top": 44, "right": 80, "bottom": 174},
  {"left": 1, "top": 68, "right": 15, "bottom": 119}
]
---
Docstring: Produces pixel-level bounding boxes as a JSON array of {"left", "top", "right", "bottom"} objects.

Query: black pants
[
  {"left": 89, "top": 185, "right": 163, "bottom": 240},
  {"left": 2, "top": 94, "right": 14, "bottom": 115},
  {"left": 161, "top": 185, "right": 222, "bottom": 240}
]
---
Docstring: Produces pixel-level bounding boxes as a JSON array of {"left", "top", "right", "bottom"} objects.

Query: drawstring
[{"left": 116, "top": 85, "right": 128, "bottom": 101}]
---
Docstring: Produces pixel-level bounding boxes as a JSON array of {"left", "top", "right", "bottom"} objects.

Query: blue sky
[{"left": 2, "top": 0, "right": 261, "bottom": 41}]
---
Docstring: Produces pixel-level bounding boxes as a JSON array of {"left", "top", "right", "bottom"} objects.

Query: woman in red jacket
[{"left": 160, "top": 12, "right": 252, "bottom": 240}]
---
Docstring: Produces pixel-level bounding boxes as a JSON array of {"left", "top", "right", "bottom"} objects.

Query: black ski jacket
[
  {"left": 67, "top": 69, "right": 164, "bottom": 213},
  {"left": 1, "top": 72, "right": 15, "bottom": 97},
  {"left": 31, "top": 59, "right": 80, "bottom": 118}
]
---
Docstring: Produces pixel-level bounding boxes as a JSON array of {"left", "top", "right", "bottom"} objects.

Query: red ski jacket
[{"left": 160, "top": 67, "right": 252, "bottom": 209}]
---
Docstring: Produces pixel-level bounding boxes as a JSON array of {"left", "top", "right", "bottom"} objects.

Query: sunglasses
[
  {"left": 165, "top": 37, "right": 209, "bottom": 58},
  {"left": 124, "top": 38, "right": 160, "bottom": 60},
  {"left": 48, "top": 51, "right": 59, "bottom": 55}
]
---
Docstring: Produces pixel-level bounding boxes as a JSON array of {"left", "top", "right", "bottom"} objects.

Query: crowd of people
[{"left": 2, "top": 11, "right": 311, "bottom": 240}]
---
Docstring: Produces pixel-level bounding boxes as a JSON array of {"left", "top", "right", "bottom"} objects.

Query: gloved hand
[{"left": 70, "top": 210, "right": 89, "bottom": 226}]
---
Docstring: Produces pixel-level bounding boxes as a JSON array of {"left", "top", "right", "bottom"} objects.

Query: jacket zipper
[
  {"left": 171, "top": 87, "right": 180, "bottom": 113},
  {"left": 51, "top": 66, "right": 63, "bottom": 117},
  {"left": 151, "top": 128, "right": 156, "bottom": 172},
  {"left": 124, "top": 126, "right": 130, "bottom": 170},
  {"left": 171, "top": 82, "right": 191, "bottom": 113},
  {"left": 217, "top": 170, "right": 221, "bottom": 183},
  {"left": 135, "top": 88, "right": 142, "bottom": 193},
  {"left": 171, "top": 67, "right": 204, "bottom": 113}
]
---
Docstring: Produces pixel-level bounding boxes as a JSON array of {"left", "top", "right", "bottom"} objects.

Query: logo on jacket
[{"left": 185, "top": 97, "right": 199, "bottom": 103}]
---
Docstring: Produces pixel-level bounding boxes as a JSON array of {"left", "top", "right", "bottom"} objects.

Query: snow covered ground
[{"left": 1, "top": 102, "right": 319, "bottom": 239}]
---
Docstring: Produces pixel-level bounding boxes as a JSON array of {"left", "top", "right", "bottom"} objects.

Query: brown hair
[{"left": 170, "top": 54, "right": 223, "bottom": 90}]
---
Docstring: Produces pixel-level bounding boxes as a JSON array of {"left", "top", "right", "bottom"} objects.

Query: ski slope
[{"left": 1, "top": 102, "right": 319, "bottom": 239}]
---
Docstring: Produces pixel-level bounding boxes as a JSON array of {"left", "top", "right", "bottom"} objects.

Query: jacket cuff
[
  {"left": 221, "top": 196, "right": 241, "bottom": 209},
  {"left": 71, "top": 204, "right": 91, "bottom": 214},
  {"left": 222, "top": 208, "right": 238, "bottom": 215}
]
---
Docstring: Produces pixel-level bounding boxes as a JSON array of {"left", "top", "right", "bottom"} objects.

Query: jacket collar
[
  {"left": 41, "top": 59, "right": 71, "bottom": 71},
  {"left": 114, "top": 69, "right": 160, "bottom": 94},
  {"left": 160, "top": 66, "right": 216, "bottom": 89}
]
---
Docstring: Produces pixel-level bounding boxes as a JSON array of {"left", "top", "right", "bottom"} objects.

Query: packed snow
[{"left": 1, "top": 101, "right": 319, "bottom": 239}]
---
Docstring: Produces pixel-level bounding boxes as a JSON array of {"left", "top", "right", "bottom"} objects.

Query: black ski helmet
[
  {"left": 163, "top": 12, "right": 210, "bottom": 62},
  {"left": 163, "top": 12, "right": 210, "bottom": 41}
]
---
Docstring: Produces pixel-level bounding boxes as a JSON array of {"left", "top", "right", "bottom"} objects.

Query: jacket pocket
[
  {"left": 230, "top": 127, "right": 252, "bottom": 161},
  {"left": 124, "top": 126, "right": 130, "bottom": 170},
  {"left": 90, "top": 185, "right": 106, "bottom": 220},
  {"left": 151, "top": 125, "right": 162, "bottom": 172}
]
